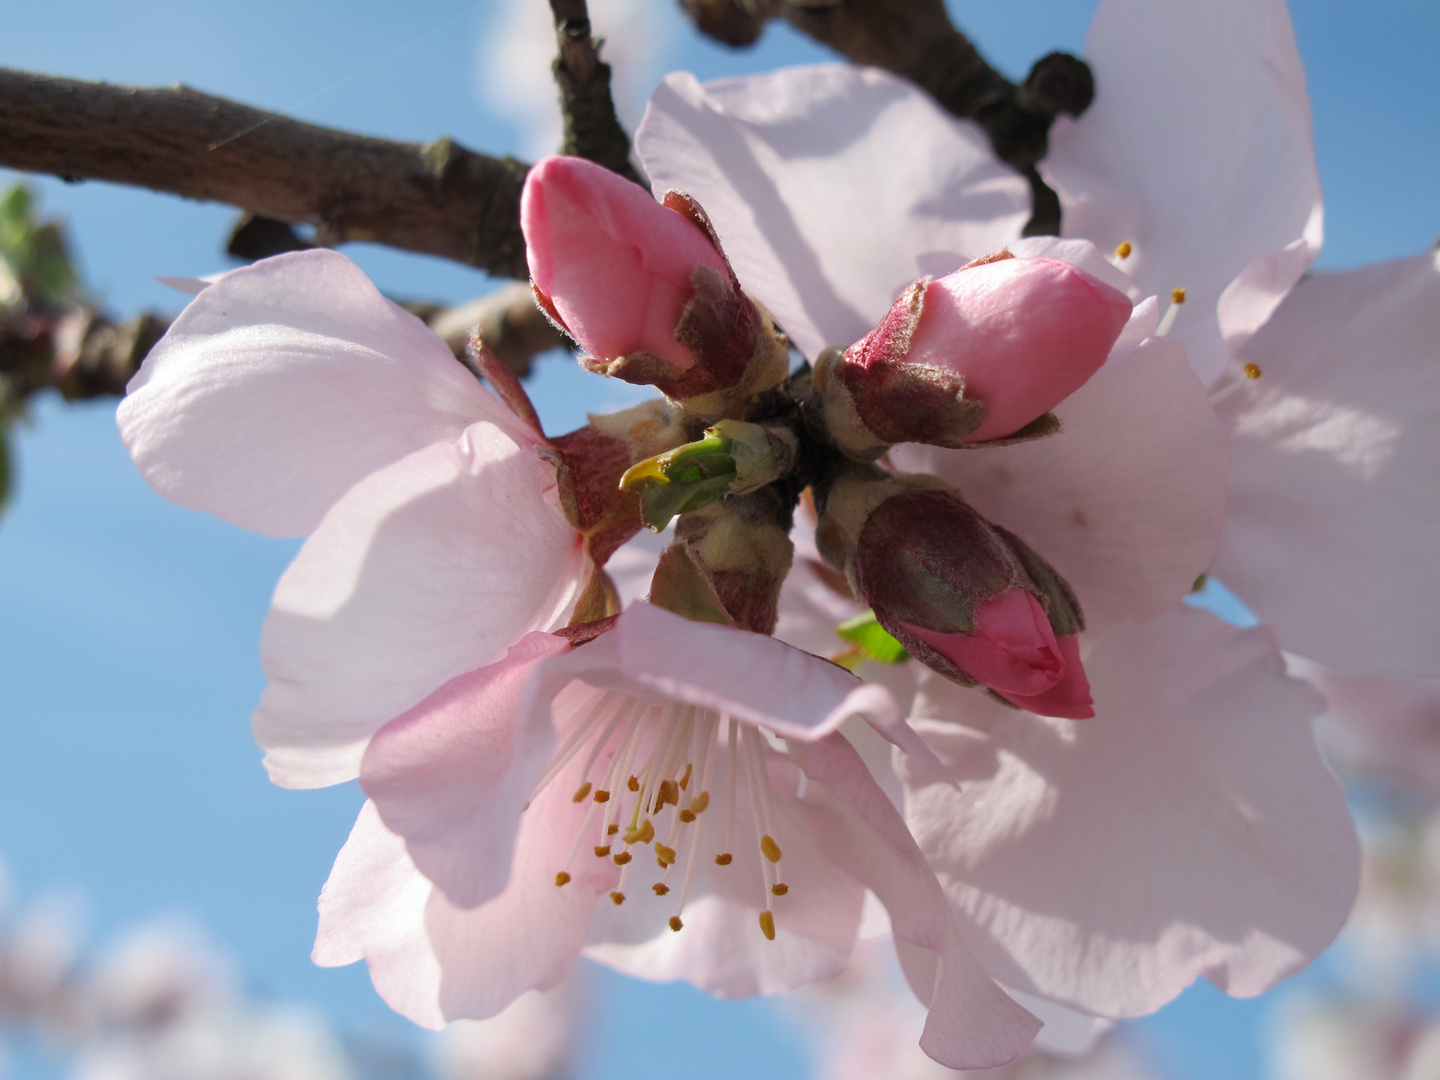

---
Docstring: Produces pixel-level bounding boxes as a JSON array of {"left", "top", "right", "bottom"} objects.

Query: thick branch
[
  {"left": 0, "top": 67, "right": 532, "bottom": 278},
  {"left": 549, "top": 0, "right": 643, "bottom": 183},
  {"left": 680, "top": 0, "right": 1093, "bottom": 235}
]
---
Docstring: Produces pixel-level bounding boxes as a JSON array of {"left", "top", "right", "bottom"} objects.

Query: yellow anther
[
  {"left": 594, "top": 845, "right": 611, "bottom": 858},
  {"left": 1114, "top": 242, "right": 1133, "bottom": 259},
  {"left": 679, "top": 809, "right": 697, "bottom": 823},
  {"left": 669, "top": 916, "right": 684, "bottom": 932},
  {"left": 652, "top": 883, "right": 670, "bottom": 896},
  {"left": 624, "top": 819, "right": 656, "bottom": 846},
  {"left": 679, "top": 763, "right": 693, "bottom": 791},
  {"left": 593, "top": 789, "right": 611, "bottom": 803},
  {"left": 759, "top": 911, "right": 776, "bottom": 941},
  {"left": 571, "top": 782, "right": 592, "bottom": 803},
  {"left": 610, "top": 891, "right": 626, "bottom": 905},
  {"left": 715, "top": 853, "right": 733, "bottom": 866},
  {"left": 554, "top": 871, "right": 572, "bottom": 887},
  {"left": 1171, "top": 287, "right": 1187, "bottom": 305},
  {"left": 607, "top": 823, "right": 619, "bottom": 836},
  {"left": 655, "top": 843, "right": 677, "bottom": 866},
  {"left": 627, "top": 776, "right": 640, "bottom": 792},
  {"left": 1244, "top": 362, "right": 1262, "bottom": 380},
  {"left": 760, "top": 835, "right": 783, "bottom": 863},
  {"left": 655, "top": 780, "right": 680, "bottom": 809},
  {"left": 771, "top": 883, "right": 789, "bottom": 897},
  {"left": 613, "top": 852, "right": 632, "bottom": 865},
  {"left": 689, "top": 792, "right": 710, "bottom": 815}
]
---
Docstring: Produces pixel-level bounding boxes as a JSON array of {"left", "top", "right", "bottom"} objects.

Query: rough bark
[{"left": 549, "top": 0, "right": 644, "bottom": 184}]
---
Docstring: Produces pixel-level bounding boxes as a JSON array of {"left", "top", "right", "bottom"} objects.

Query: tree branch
[
  {"left": 679, "top": 0, "right": 1093, "bottom": 235},
  {"left": 0, "top": 67, "right": 533, "bottom": 279},
  {"left": 549, "top": 0, "right": 644, "bottom": 184}
]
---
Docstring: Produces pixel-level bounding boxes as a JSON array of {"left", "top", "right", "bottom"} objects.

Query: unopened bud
[
  {"left": 815, "top": 255, "right": 1131, "bottom": 457},
  {"left": 818, "top": 471, "right": 1091, "bottom": 715},
  {"left": 620, "top": 419, "right": 799, "bottom": 530},
  {"left": 521, "top": 156, "right": 788, "bottom": 411}
]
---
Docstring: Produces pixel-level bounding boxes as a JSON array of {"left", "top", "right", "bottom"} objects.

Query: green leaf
[{"left": 836, "top": 611, "right": 909, "bottom": 665}]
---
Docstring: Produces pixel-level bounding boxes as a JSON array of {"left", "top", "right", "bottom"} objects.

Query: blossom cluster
[{"left": 114, "top": 0, "right": 1440, "bottom": 1069}]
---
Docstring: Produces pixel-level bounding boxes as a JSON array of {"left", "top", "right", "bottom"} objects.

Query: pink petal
[
  {"left": 891, "top": 338, "right": 1228, "bottom": 632},
  {"left": 360, "top": 632, "right": 572, "bottom": 908},
  {"left": 585, "top": 746, "right": 866, "bottom": 997},
  {"left": 1214, "top": 250, "right": 1440, "bottom": 677},
  {"left": 522, "top": 155, "right": 729, "bottom": 369},
  {"left": 903, "top": 606, "right": 1358, "bottom": 1018},
  {"left": 636, "top": 67, "right": 1029, "bottom": 360},
  {"left": 316, "top": 762, "right": 610, "bottom": 1025},
  {"left": 254, "top": 423, "right": 585, "bottom": 788},
  {"left": 999, "top": 635, "right": 1095, "bottom": 721},
  {"left": 118, "top": 250, "right": 531, "bottom": 537},
  {"left": 1042, "top": 0, "right": 1322, "bottom": 385},
  {"left": 898, "top": 591, "right": 1065, "bottom": 698},
  {"left": 794, "top": 734, "right": 1042, "bottom": 1069}
]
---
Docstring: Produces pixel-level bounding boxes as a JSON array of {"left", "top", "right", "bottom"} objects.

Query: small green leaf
[{"left": 836, "top": 611, "right": 909, "bottom": 665}]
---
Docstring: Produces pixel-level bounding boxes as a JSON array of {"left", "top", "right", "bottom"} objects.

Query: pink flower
[
  {"left": 316, "top": 603, "right": 1042, "bottom": 1069},
  {"left": 118, "top": 251, "right": 587, "bottom": 787},
  {"left": 523, "top": 155, "right": 729, "bottom": 373}
]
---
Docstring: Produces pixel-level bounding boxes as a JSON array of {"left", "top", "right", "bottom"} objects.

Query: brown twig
[
  {"left": 0, "top": 67, "right": 532, "bottom": 279},
  {"left": 548, "top": 0, "right": 644, "bottom": 184},
  {"left": 679, "top": 0, "right": 1093, "bottom": 235}
]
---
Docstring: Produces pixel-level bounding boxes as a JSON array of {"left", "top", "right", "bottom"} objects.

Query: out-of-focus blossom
[
  {"left": 117, "top": 251, "right": 587, "bottom": 789},
  {"left": 428, "top": 981, "right": 581, "bottom": 1080}
]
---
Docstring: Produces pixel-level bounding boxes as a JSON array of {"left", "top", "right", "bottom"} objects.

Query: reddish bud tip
[
  {"left": 910, "top": 258, "right": 1131, "bottom": 442},
  {"left": 898, "top": 590, "right": 1065, "bottom": 698},
  {"left": 997, "top": 633, "right": 1094, "bottom": 719},
  {"left": 521, "top": 155, "right": 728, "bottom": 371}
]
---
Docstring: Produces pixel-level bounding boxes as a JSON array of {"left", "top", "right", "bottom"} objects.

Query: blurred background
[{"left": 2, "top": 0, "right": 1439, "bottom": 1076}]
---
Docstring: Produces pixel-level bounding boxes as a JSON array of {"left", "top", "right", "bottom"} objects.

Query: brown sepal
[
  {"left": 569, "top": 568, "right": 621, "bottom": 626},
  {"left": 649, "top": 545, "right": 736, "bottom": 627},
  {"left": 467, "top": 332, "right": 543, "bottom": 434},
  {"left": 546, "top": 424, "right": 644, "bottom": 568},
  {"left": 656, "top": 264, "right": 762, "bottom": 403},
  {"left": 661, "top": 190, "right": 728, "bottom": 260},
  {"left": 961, "top": 411, "right": 1061, "bottom": 447},
  {"left": 961, "top": 248, "right": 1016, "bottom": 270},
  {"left": 556, "top": 613, "right": 620, "bottom": 647},
  {"left": 530, "top": 282, "right": 572, "bottom": 338},
  {"left": 580, "top": 349, "right": 688, "bottom": 388}
]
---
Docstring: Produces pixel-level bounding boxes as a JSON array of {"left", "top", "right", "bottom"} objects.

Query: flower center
[{"left": 533, "top": 690, "right": 789, "bottom": 941}]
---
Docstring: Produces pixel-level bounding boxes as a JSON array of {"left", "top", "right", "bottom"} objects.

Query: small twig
[
  {"left": 0, "top": 67, "right": 533, "bottom": 278},
  {"left": 679, "top": 0, "right": 1093, "bottom": 235},
  {"left": 548, "top": 0, "right": 644, "bottom": 184}
]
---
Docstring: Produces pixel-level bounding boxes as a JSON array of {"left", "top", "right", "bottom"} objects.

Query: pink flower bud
[
  {"left": 521, "top": 155, "right": 730, "bottom": 372},
  {"left": 1002, "top": 633, "right": 1094, "bottom": 719},
  {"left": 836, "top": 256, "right": 1132, "bottom": 448},
  {"left": 897, "top": 590, "right": 1064, "bottom": 698}
]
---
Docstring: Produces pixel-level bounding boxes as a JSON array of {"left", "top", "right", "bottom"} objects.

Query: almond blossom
[{"left": 632, "top": 0, "right": 1367, "bottom": 1032}]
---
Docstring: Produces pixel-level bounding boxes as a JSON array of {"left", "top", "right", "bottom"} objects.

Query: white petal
[
  {"left": 118, "top": 250, "right": 528, "bottom": 537},
  {"left": 254, "top": 423, "right": 585, "bottom": 788},
  {"left": 1043, "top": 0, "right": 1322, "bottom": 385},
  {"left": 636, "top": 66, "right": 1029, "bottom": 360},
  {"left": 902, "top": 606, "right": 1357, "bottom": 1018},
  {"left": 1215, "top": 250, "right": 1440, "bottom": 677},
  {"left": 892, "top": 338, "right": 1228, "bottom": 631}
]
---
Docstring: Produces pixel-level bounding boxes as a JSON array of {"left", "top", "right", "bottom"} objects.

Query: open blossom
[
  {"left": 634, "top": 0, "right": 1365, "bottom": 1029},
  {"left": 317, "top": 603, "right": 1041, "bottom": 1068},
  {"left": 117, "top": 251, "right": 587, "bottom": 786}
]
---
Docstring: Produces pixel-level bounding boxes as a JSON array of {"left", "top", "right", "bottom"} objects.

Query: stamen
[
  {"left": 653, "top": 883, "right": 670, "bottom": 896},
  {"left": 527, "top": 690, "right": 620, "bottom": 800},
  {"left": 572, "top": 782, "right": 592, "bottom": 803},
  {"left": 627, "top": 776, "right": 640, "bottom": 792},
  {"left": 655, "top": 843, "right": 677, "bottom": 867},
  {"left": 715, "top": 853, "right": 734, "bottom": 866},
  {"left": 760, "top": 835, "right": 783, "bottom": 863},
  {"left": 1209, "top": 361, "right": 1264, "bottom": 406},
  {"left": 1114, "top": 241, "right": 1133, "bottom": 259},
  {"left": 555, "top": 872, "right": 571, "bottom": 887},
  {"left": 679, "top": 763, "right": 693, "bottom": 791},
  {"left": 1155, "top": 287, "right": 1187, "bottom": 337},
  {"left": 608, "top": 824, "right": 619, "bottom": 836},
  {"left": 594, "top": 845, "right": 611, "bottom": 857},
  {"left": 771, "top": 884, "right": 789, "bottom": 897},
  {"left": 759, "top": 911, "right": 776, "bottom": 941},
  {"left": 741, "top": 727, "right": 776, "bottom": 899},
  {"left": 717, "top": 715, "right": 739, "bottom": 866},
  {"left": 613, "top": 851, "right": 632, "bottom": 865},
  {"left": 669, "top": 916, "right": 684, "bottom": 932},
  {"left": 671, "top": 712, "right": 720, "bottom": 931},
  {"left": 611, "top": 891, "right": 626, "bottom": 905}
]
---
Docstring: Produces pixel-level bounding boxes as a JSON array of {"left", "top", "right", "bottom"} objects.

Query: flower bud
[
  {"left": 818, "top": 472, "right": 1092, "bottom": 716},
  {"left": 521, "top": 155, "right": 787, "bottom": 411},
  {"left": 815, "top": 254, "right": 1131, "bottom": 457}
]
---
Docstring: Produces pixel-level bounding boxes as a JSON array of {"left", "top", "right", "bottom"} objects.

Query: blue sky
[{"left": 2, "top": 1, "right": 1438, "bottom": 1077}]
